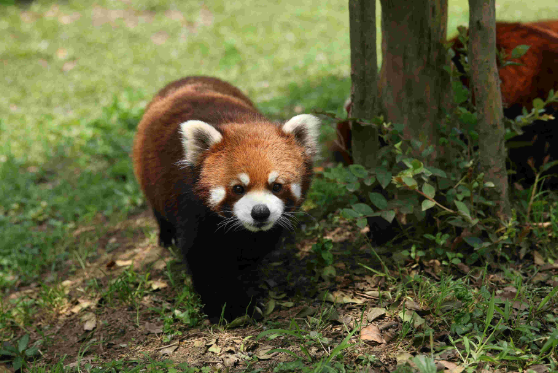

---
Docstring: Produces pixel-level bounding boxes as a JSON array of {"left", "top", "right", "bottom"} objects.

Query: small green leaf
[
  {"left": 463, "top": 236, "right": 483, "bottom": 248},
  {"left": 411, "top": 159, "right": 423, "bottom": 171},
  {"left": 448, "top": 218, "right": 469, "bottom": 228},
  {"left": 459, "top": 110, "right": 477, "bottom": 127},
  {"left": 510, "top": 44, "right": 530, "bottom": 59},
  {"left": 349, "top": 164, "right": 368, "bottom": 178},
  {"left": 356, "top": 218, "right": 368, "bottom": 228},
  {"left": 369, "top": 193, "right": 388, "bottom": 210},
  {"left": 363, "top": 175, "right": 376, "bottom": 186},
  {"left": 25, "top": 346, "right": 40, "bottom": 357},
  {"left": 402, "top": 176, "right": 417, "bottom": 188},
  {"left": 542, "top": 160, "right": 558, "bottom": 172},
  {"left": 18, "top": 334, "right": 29, "bottom": 353},
  {"left": 341, "top": 209, "right": 361, "bottom": 219},
  {"left": 452, "top": 80, "right": 469, "bottom": 105},
  {"left": 422, "top": 183, "right": 435, "bottom": 199},
  {"left": 380, "top": 210, "right": 395, "bottom": 223},
  {"left": 454, "top": 201, "right": 470, "bottom": 216},
  {"left": 0, "top": 349, "right": 16, "bottom": 356},
  {"left": 346, "top": 182, "right": 360, "bottom": 192},
  {"left": 13, "top": 356, "right": 23, "bottom": 371},
  {"left": 425, "top": 167, "right": 447, "bottom": 178},
  {"left": 533, "top": 98, "right": 545, "bottom": 110},
  {"left": 421, "top": 200, "right": 435, "bottom": 211},
  {"left": 375, "top": 167, "right": 392, "bottom": 189},
  {"left": 352, "top": 203, "right": 374, "bottom": 216}
]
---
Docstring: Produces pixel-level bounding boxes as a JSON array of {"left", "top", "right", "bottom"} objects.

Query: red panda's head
[{"left": 179, "top": 114, "right": 320, "bottom": 232}]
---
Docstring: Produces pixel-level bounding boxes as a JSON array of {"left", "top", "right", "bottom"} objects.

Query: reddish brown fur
[
  {"left": 450, "top": 21, "right": 558, "bottom": 112},
  {"left": 133, "top": 76, "right": 311, "bottom": 220}
]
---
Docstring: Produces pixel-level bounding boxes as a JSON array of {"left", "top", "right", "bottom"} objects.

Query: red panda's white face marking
[
  {"left": 268, "top": 171, "right": 279, "bottom": 184},
  {"left": 209, "top": 187, "right": 226, "bottom": 207},
  {"left": 180, "top": 114, "right": 320, "bottom": 232},
  {"left": 291, "top": 183, "right": 302, "bottom": 199},
  {"left": 238, "top": 173, "right": 250, "bottom": 186}
]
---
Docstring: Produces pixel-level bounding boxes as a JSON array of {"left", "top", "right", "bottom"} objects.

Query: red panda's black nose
[{"left": 251, "top": 204, "right": 271, "bottom": 222}]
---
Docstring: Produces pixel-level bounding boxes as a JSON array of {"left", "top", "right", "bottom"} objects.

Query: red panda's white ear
[
  {"left": 282, "top": 114, "right": 321, "bottom": 160},
  {"left": 179, "top": 120, "right": 223, "bottom": 165}
]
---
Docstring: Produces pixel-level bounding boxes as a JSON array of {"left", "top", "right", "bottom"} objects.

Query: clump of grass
[{"left": 0, "top": 92, "right": 145, "bottom": 289}]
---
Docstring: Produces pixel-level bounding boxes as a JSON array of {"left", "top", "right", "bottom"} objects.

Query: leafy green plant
[
  {"left": 0, "top": 334, "right": 40, "bottom": 371},
  {"left": 309, "top": 238, "right": 336, "bottom": 281}
]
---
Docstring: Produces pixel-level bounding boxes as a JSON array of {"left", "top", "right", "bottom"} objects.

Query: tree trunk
[
  {"left": 378, "top": 0, "right": 451, "bottom": 162},
  {"left": 349, "top": 0, "right": 379, "bottom": 169},
  {"left": 468, "top": 0, "right": 511, "bottom": 220}
]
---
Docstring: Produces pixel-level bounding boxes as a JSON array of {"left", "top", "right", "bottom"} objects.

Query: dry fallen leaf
[
  {"left": 395, "top": 352, "right": 413, "bottom": 366},
  {"left": 497, "top": 286, "right": 518, "bottom": 301},
  {"left": 62, "top": 60, "right": 77, "bottom": 72},
  {"left": 360, "top": 324, "right": 386, "bottom": 344},
  {"left": 115, "top": 259, "right": 133, "bottom": 267},
  {"left": 456, "top": 262, "right": 470, "bottom": 273},
  {"left": 404, "top": 299, "right": 422, "bottom": 311},
  {"left": 193, "top": 340, "right": 204, "bottom": 348},
  {"left": 81, "top": 312, "right": 96, "bottom": 331},
  {"left": 399, "top": 310, "right": 425, "bottom": 328},
  {"left": 71, "top": 299, "right": 92, "bottom": 314},
  {"left": 439, "top": 360, "right": 464, "bottom": 373},
  {"left": 145, "top": 322, "right": 163, "bottom": 334},
  {"left": 367, "top": 307, "right": 386, "bottom": 322},
  {"left": 223, "top": 355, "right": 238, "bottom": 367},
  {"left": 295, "top": 306, "right": 316, "bottom": 318},
  {"left": 534, "top": 251, "right": 545, "bottom": 266},
  {"left": 256, "top": 346, "right": 277, "bottom": 360},
  {"left": 159, "top": 343, "right": 178, "bottom": 356},
  {"left": 208, "top": 344, "right": 221, "bottom": 354},
  {"left": 528, "top": 364, "right": 549, "bottom": 373},
  {"left": 150, "top": 279, "right": 168, "bottom": 290}
]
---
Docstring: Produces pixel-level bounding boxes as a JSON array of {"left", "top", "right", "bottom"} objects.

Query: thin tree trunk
[
  {"left": 379, "top": 0, "right": 451, "bottom": 162},
  {"left": 468, "top": 0, "right": 511, "bottom": 220},
  {"left": 349, "top": 0, "right": 379, "bottom": 169}
]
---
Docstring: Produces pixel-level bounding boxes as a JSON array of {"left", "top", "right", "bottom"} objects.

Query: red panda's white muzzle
[{"left": 233, "top": 190, "right": 284, "bottom": 232}]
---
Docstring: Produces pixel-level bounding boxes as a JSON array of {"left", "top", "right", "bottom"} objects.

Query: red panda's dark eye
[
  {"left": 233, "top": 185, "right": 245, "bottom": 195},
  {"left": 272, "top": 183, "right": 283, "bottom": 193}
]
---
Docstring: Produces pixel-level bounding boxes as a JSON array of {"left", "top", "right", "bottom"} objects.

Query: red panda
[
  {"left": 133, "top": 76, "right": 320, "bottom": 321},
  {"left": 336, "top": 21, "right": 558, "bottom": 188},
  {"left": 450, "top": 21, "right": 558, "bottom": 188}
]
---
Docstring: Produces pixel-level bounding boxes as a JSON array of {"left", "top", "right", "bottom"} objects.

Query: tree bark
[
  {"left": 468, "top": 0, "right": 511, "bottom": 220},
  {"left": 349, "top": 0, "right": 379, "bottom": 169},
  {"left": 378, "top": 0, "right": 451, "bottom": 161}
]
